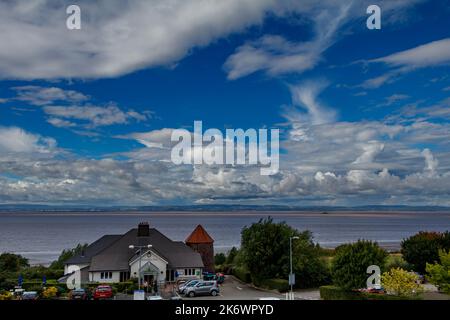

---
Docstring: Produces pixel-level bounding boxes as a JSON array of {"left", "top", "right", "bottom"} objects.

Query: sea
[{"left": 0, "top": 211, "right": 449, "bottom": 265}]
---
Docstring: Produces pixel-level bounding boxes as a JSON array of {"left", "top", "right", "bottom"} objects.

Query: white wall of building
[
  {"left": 130, "top": 250, "right": 167, "bottom": 283},
  {"left": 89, "top": 271, "right": 121, "bottom": 283}
]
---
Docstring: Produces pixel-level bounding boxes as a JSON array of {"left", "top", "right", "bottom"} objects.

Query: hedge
[
  {"left": 320, "top": 286, "right": 422, "bottom": 300},
  {"left": 232, "top": 267, "right": 251, "bottom": 283},
  {"left": 256, "top": 278, "right": 289, "bottom": 292}
]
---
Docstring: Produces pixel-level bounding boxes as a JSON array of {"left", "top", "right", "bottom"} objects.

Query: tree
[
  {"left": 401, "top": 231, "right": 450, "bottom": 273},
  {"left": 226, "top": 247, "right": 238, "bottom": 264},
  {"left": 240, "top": 217, "right": 329, "bottom": 288},
  {"left": 214, "top": 253, "right": 226, "bottom": 266},
  {"left": 381, "top": 268, "right": 423, "bottom": 297},
  {"left": 50, "top": 243, "right": 88, "bottom": 270},
  {"left": 331, "top": 240, "right": 388, "bottom": 290},
  {"left": 426, "top": 250, "right": 450, "bottom": 294},
  {"left": 0, "top": 253, "right": 29, "bottom": 272}
]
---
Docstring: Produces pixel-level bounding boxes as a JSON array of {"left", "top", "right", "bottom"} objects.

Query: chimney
[{"left": 138, "top": 222, "right": 150, "bottom": 237}]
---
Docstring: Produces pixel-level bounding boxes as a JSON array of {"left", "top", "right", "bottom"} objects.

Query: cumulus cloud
[{"left": 0, "top": 126, "right": 56, "bottom": 154}]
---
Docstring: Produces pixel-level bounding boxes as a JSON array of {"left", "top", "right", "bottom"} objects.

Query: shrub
[
  {"left": 232, "top": 266, "right": 251, "bottom": 283},
  {"left": 256, "top": 278, "right": 289, "bottom": 292},
  {"left": 41, "top": 286, "right": 58, "bottom": 299},
  {"left": 381, "top": 268, "right": 423, "bottom": 297},
  {"left": 319, "top": 285, "right": 420, "bottom": 300},
  {"left": 331, "top": 240, "right": 388, "bottom": 290},
  {"left": 426, "top": 250, "right": 450, "bottom": 294},
  {"left": 0, "top": 291, "right": 13, "bottom": 300},
  {"left": 385, "top": 255, "right": 409, "bottom": 271},
  {"left": 401, "top": 231, "right": 450, "bottom": 273}
]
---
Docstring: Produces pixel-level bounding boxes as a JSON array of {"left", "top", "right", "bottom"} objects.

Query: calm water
[{"left": 0, "top": 211, "right": 449, "bottom": 265}]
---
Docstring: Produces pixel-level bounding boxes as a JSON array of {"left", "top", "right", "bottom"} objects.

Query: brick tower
[{"left": 186, "top": 225, "right": 215, "bottom": 273}]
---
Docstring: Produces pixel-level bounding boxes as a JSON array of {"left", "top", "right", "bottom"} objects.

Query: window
[{"left": 100, "top": 272, "right": 113, "bottom": 280}]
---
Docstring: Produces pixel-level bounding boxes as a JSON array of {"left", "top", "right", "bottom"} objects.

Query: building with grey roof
[{"left": 63, "top": 222, "right": 206, "bottom": 286}]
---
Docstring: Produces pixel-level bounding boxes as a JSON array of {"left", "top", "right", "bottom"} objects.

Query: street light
[
  {"left": 289, "top": 236, "right": 299, "bottom": 300},
  {"left": 129, "top": 244, "right": 152, "bottom": 290}
]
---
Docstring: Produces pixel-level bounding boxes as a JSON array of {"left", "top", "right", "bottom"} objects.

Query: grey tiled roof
[
  {"left": 65, "top": 234, "right": 122, "bottom": 265},
  {"left": 79, "top": 228, "right": 203, "bottom": 272}
]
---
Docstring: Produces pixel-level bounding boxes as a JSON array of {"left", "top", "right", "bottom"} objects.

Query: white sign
[{"left": 133, "top": 290, "right": 145, "bottom": 301}]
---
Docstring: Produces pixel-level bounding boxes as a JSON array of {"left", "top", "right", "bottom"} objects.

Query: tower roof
[{"left": 186, "top": 225, "right": 214, "bottom": 244}]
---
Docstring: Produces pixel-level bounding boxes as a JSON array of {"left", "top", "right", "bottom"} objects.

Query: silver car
[
  {"left": 184, "top": 280, "right": 219, "bottom": 297},
  {"left": 178, "top": 279, "right": 200, "bottom": 294}
]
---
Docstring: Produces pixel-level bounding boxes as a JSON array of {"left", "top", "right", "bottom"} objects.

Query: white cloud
[
  {"left": 282, "top": 80, "right": 337, "bottom": 141},
  {"left": 43, "top": 104, "right": 147, "bottom": 128},
  {"left": 224, "top": 3, "right": 352, "bottom": 80},
  {"left": 0, "top": 126, "right": 56, "bottom": 154},
  {"left": 12, "top": 86, "right": 89, "bottom": 106},
  {"left": 372, "top": 38, "right": 450, "bottom": 70},
  {"left": 0, "top": 0, "right": 277, "bottom": 80},
  {"left": 363, "top": 38, "right": 450, "bottom": 88}
]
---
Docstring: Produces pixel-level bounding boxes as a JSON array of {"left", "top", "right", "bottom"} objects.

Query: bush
[
  {"left": 41, "top": 286, "right": 58, "bottom": 299},
  {"left": 401, "top": 231, "right": 450, "bottom": 273},
  {"left": 0, "top": 291, "right": 13, "bottom": 300},
  {"left": 381, "top": 268, "right": 423, "bottom": 297},
  {"left": 256, "top": 278, "right": 289, "bottom": 292},
  {"left": 331, "top": 240, "right": 388, "bottom": 290},
  {"left": 319, "top": 285, "right": 420, "bottom": 300},
  {"left": 385, "top": 255, "right": 409, "bottom": 271},
  {"left": 232, "top": 266, "right": 251, "bottom": 283},
  {"left": 426, "top": 250, "right": 450, "bottom": 294}
]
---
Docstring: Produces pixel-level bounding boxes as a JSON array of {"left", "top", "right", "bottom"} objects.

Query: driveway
[{"left": 182, "top": 276, "right": 320, "bottom": 300}]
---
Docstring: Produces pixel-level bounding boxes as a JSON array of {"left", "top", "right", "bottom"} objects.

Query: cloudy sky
[{"left": 0, "top": 0, "right": 450, "bottom": 207}]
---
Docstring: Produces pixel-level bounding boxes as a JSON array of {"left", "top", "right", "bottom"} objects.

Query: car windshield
[{"left": 97, "top": 287, "right": 111, "bottom": 292}]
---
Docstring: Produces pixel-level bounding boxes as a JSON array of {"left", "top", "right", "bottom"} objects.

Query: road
[{"left": 182, "top": 276, "right": 320, "bottom": 300}]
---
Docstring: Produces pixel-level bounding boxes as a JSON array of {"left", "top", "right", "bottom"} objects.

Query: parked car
[
  {"left": 70, "top": 288, "right": 88, "bottom": 300},
  {"left": 185, "top": 280, "right": 219, "bottom": 297},
  {"left": 147, "top": 295, "right": 163, "bottom": 300},
  {"left": 21, "top": 291, "right": 38, "bottom": 300},
  {"left": 178, "top": 279, "right": 201, "bottom": 294},
  {"left": 216, "top": 273, "right": 225, "bottom": 284},
  {"left": 93, "top": 285, "right": 114, "bottom": 300}
]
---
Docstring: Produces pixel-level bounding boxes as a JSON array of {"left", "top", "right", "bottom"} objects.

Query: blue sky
[{"left": 0, "top": 0, "right": 450, "bottom": 206}]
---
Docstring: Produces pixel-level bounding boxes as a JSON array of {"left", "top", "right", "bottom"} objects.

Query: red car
[{"left": 93, "top": 285, "right": 114, "bottom": 300}]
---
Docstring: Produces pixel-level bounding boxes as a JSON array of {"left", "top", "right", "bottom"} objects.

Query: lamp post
[
  {"left": 129, "top": 244, "right": 152, "bottom": 290},
  {"left": 289, "top": 236, "right": 299, "bottom": 300}
]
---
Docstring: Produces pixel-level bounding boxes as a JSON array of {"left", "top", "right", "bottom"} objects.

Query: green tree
[
  {"left": 214, "top": 253, "right": 226, "bottom": 266},
  {"left": 401, "top": 231, "right": 450, "bottom": 273},
  {"left": 331, "top": 240, "right": 388, "bottom": 290},
  {"left": 50, "top": 243, "right": 88, "bottom": 270},
  {"left": 0, "top": 253, "right": 29, "bottom": 272},
  {"left": 226, "top": 247, "right": 238, "bottom": 264},
  {"left": 426, "top": 250, "right": 450, "bottom": 294},
  {"left": 240, "top": 217, "right": 329, "bottom": 288},
  {"left": 381, "top": 268, "right": 423, "bottom": 297}
]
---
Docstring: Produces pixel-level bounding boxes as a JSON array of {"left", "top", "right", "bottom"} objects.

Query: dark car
[
  {"left": 70, "top": 288, "right": 88, "bottom": 300},
  {"left": 93, "top": 285, "right": 113, "bottom": 300}
]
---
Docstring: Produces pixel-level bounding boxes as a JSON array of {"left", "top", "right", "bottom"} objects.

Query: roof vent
[{"left": 138, "top": 222, "right": 150, "bottom": 237}]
